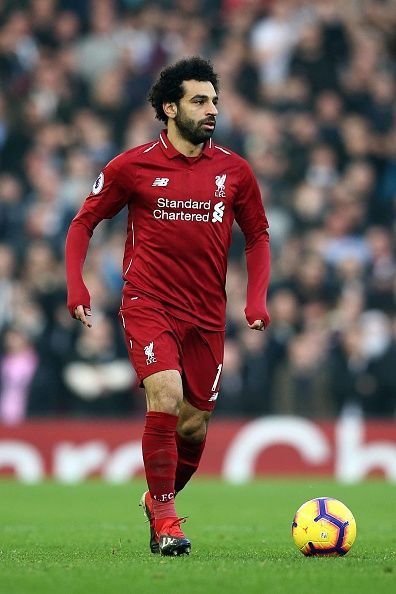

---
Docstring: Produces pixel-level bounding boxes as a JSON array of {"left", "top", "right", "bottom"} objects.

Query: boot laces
[{"left": 158, "top": 516, "right": 188, "bottom": 538}]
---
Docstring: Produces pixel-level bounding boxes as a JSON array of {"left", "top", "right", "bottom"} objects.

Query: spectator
[
  {"left": 329, "top": 312, "right": 396, "bottom": 417},
  {"left": 0, "top": 0, "right": 395, "bottom": 420},
  {"left": 250, "top": 1, "right": 308, "bottom": 88},
  {"left": 0, "top": 327, "right": 38, "bottom": 425},
  {"left": 0, "top": 244, "right": 16, "bottom": 330},
  {"left": 62, "top": 314, "right": 137, "bottom": 416}
]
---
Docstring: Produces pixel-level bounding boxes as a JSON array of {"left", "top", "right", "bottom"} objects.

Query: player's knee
[{"left": 178, "top": 417, "right": 208, "bottom": 443}]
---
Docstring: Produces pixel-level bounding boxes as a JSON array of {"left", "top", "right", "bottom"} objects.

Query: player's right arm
[{"left": 65, "top": 158, "right": 130, "bottom": 326}]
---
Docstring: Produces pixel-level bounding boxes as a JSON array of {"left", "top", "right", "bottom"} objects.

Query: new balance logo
[
  {"left": 208, "top": 392, "right": 218, "bottom": 402},
  {"left": 144, "top": 341, "right": 157, "bottom": 365},
  {"left": 152, "top": 177, "right": 169, "bottom": 187},
  {"left": 212, "top": 201, "right": 225, "bottom": 223}
]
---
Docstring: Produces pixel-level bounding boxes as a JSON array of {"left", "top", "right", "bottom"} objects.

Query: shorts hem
[
  {"left": 137, "top": 365, "right": 182, "bottom": 383},
  {"left": 183, "top": 393, "right": 216, "bottom": 413}
]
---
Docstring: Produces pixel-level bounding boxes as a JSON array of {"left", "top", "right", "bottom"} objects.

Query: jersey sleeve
[
  {"left": 234, "top": 161, "right": 271, "bottom": 327},
  {"left": 65, "top": 158, "right": 130, "bottom": 318}
]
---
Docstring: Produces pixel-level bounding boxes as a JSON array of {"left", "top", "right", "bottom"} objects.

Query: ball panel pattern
[{"left": 292, "top": 497, "right": 356, "bottom": 556}]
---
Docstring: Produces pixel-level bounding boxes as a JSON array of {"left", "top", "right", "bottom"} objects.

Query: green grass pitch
[{"left": 1, "top": 479, "right": 395, "bottom": 594}]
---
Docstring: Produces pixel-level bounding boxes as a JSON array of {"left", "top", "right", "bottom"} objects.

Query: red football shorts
[{"left": 119, "top": 294, "right": 225, "bottom": 412}]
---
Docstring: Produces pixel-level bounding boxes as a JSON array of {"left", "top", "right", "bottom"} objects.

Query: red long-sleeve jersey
[{"left": 65, "top": 131, "right": 270, "bottom": 331}]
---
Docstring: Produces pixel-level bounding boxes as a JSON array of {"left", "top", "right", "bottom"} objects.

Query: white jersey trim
[
  {"left": 143, "top": 142, "right": 159, "bottom": 153},
  {"left": 214, "top": 145, "right": 231, "bottom": 155},
  {"left": 124, "top": 258, "right": 133, "bottom": 275},
  {"left": 124, "top": 220, "right": 134, "bottom": 276},
  {"left": 159, "top": 133, "right": 168, "bottom": 149}
]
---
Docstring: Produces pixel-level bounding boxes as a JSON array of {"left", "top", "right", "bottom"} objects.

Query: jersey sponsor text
[{"left": 153, "top": 197, "right": 225, "bottom": 223}]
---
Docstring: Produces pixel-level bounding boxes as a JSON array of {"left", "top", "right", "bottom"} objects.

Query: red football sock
[
  {"left": 174, "top": 433, "right": 206, "bottom": 494},
  {"left": 142, "top": 411, "right": 178, "bottom": 519}
]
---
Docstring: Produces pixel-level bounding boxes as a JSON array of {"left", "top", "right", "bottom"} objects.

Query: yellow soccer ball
[{"left": 292, "top": 497, "right": 357, "bottom": 556}]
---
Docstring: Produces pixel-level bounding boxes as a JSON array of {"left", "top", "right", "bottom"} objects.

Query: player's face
[{"left": 174, "top": 80, "right": 218, "bottom": 145}]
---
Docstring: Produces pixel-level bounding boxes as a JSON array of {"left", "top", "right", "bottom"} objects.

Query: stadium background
[{"left": 0, "top": 0, "right": 395, "bottom": 433}]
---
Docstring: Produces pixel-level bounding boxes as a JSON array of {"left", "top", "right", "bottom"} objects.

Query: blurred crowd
[{"left": 0, "top": 0, "right": 395, "bottom": 424}]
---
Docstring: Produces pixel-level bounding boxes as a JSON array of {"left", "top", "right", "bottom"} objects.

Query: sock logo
[
  {"left": 153, "top": 492, "right": 174, "bottom": 502},
  {"left": 144, "top": 341, "right": 157, "bottom": 365}
]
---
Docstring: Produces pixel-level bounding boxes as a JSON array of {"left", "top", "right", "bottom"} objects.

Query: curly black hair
[{"left": 148, "top": 56, "right": 219, "bottom": 123}]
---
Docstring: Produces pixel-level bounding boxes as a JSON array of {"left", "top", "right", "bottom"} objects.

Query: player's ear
[{"left": 163, "top": 102, "right": 177, "bottom": 119}]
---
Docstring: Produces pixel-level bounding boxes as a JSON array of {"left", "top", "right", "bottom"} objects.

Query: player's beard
[{"left": 174, "top": 107, "right": 216, "bottom": 145}]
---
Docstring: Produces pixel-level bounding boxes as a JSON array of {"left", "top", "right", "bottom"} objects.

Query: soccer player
[{"left": 65, "top": 57, "right": 270, "bottom": 556}]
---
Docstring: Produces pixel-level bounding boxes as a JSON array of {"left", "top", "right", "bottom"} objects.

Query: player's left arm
[{"left": 234, "top": 162, "right": 271, "bottom": 331}]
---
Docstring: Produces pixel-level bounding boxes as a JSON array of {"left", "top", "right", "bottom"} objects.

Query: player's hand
[
  {"left": 74, "top": 305, "right": 92, "bottom": 328},
  {"left": 248, "top": 319, "right": 265, "bottom": 331}
]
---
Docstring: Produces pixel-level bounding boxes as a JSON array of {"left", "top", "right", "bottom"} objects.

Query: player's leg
[
  {"left": 175, "top": 399, "right": 211, "bottom": 494},
  {"left": 142, "top": 369, "right": 191, "bottom": 556},
  {"left": 142, "top": 370, "right": 183, "bottom": 516},
  {"left": 144, "top": 369, "right": 183, "bottom": 413},
  {"left": 174, "top": 325, "right": 224, "bottom": 493},
  {"left": 119, "top": 298, "right": 190, "bottom": 555}
]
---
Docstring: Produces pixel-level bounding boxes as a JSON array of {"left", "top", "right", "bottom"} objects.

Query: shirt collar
[{"left": 159, "top": 129, "right": 214, "bottom": 160}]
